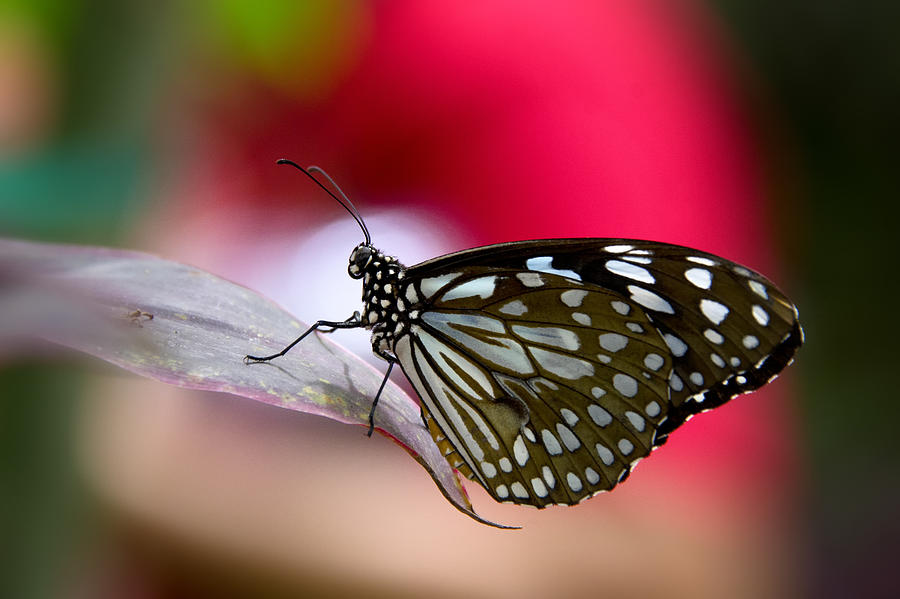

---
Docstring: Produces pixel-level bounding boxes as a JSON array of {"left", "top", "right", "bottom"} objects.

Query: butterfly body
[{"left": 345, "top": 238, "right": 803, "bottom": 507}]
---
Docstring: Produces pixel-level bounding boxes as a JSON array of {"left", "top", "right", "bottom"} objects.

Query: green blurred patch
[
  {"left": 0, "top": 364, "right": 93, "bottom": 599},
  {"left": 0, "top": 0, "right": 78, "bottom": 49},
  {"left": 197, "top": 0, "right": 366, "bottom": 99}
]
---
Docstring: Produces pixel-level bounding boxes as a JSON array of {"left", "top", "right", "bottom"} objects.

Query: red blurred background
[{"left": 2, "top": 1, "right": 894, "bottom": 597}]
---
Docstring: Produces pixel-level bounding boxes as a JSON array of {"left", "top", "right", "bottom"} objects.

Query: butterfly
[{"left": 246, "top": 160, "right": 803, "bottom": 508}]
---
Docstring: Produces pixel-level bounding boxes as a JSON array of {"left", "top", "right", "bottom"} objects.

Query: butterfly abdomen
[{"left": 423, "top": 409, "right": 478, "bottom": 481}]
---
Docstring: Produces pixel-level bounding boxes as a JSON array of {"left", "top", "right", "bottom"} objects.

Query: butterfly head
[{"left": 348, "top": 243, "right": 376, "bottom": 278}]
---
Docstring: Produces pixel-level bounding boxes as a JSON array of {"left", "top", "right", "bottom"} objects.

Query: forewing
[
  {"left": 393, "top": 268, "right": 676, "bottom": 507},
  {"left": 409, "top": 239, "right": 803, "bottom": 441}
]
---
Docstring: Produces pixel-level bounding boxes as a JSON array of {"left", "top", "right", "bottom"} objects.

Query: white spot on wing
[
  {"left": 512, "top": 324, "right": 581, "bottom": 350},
  {"left": 618, "top": 438, "right": 634, "bottom": 456},
  {"left": 613, "top": 373, "right": 638, "bottom": 398},
  {"left": 516, "top": 272, "right": 544, "bottom": 287},
  {"left": 664, "top": 333, "right": 688, "bottom": 357},
  {"left": 625, "top": 411, "right": 646, "bottom": 432},
  {"left": 611, "top": 301, "right": 631, "bottom": 315},
  {"left": 481, "top": 462, "right": 497, "bottom": 478},
  {"left": 604, "top": 244, "right": 634, "bottom": 253},
  {"left": 566, "top": 472, "right": 583, "bottom": 492},
  {"left": 499, "top": 457, "right": 512, "bottom": 472},
  {"left": 628, "top": 285, "right": 675, "bottom": 314},
  {"left": 684, "top": 267, "right": 713, "bottom": 289},
  {"left": 700, "top": 299, "right": 729, "bottom": 325},
  {"left": 643, "top": 353, "right": 664, "bottom": 371},
  {"left": 743, "top": 335, "right": 759, "bottom": 349},
  {"left": 511, "top": 482, "right": 529, "bottom": 498},
  {"left": 529, "top": 347, "right": 595, "bottom": 380},
  {"left": 704, "top": 329, "right": 724, "bottom": 345},
  {"left": 605, "top": 260, "right": 656, "bottom": 284},
  {"left": 571, "top": 312, "right": 592, "bottom": 326},
  {"left": 585, "top": 467, "right": 600, "bottom": 485},
  {"left": 543, "top": 466, "right": 556, "bottom": 488},
  {"left": 561, "top": 289, "right": 588, "bottom": 307},
  {"left": 419, "top": 273, "right": 462, "bottom": 298},
  {"left": 498, "top": 300, "right": 527, "bottom": 315},
  {"left": 752, "top": 304, "right": 770, "bottom": 326},
  {"left": 513, "top": 435, "right": 529, "bottom": 466},
  {"left": 441, "top": 276, "right": 498, "bottom": 301},
  {"left": 526, "top": 256, "right": 582, "bottom": 281},
  {"left": 496, "top": 484, "right": 509, "bottom": 498},
  {"left": 598, "top": 333, "right": 629, "bottom": 352},
  {"left": 687, "top": 256, "right": 716, "bottom": 266},
  {"left": 560, "top": 408, "right": 579, "bottom": 427},
  {"left": 556, "top": 423, "right": 581, "bottom": 451},
  {"left": 530, "top": 378, "right": 558, "bottom": 393},
  {"left": 588, "top": 404, "right": 612, "bottom": 427},
  {"left": 748, "top": 280, "right": 768, "bottom": 299},
  {"left": 645, "top": 401, "right": 661, "bottom": 417},
  {"left": 541, "top": 429, "right": 563, "bottom": 455},
  {"left": 531, "top": 477, "right": 548, "bottom": 497},
  {"left": 596, "top": 443, "right": 614, "bottom": 466}
]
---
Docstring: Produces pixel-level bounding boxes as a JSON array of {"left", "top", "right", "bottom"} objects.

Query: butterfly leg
[
  {"left": 243, "top": 311, "right": 362, "bottom": 363},
  {"left": 366, "top": 358, "right": 396, "bottom": 437}
]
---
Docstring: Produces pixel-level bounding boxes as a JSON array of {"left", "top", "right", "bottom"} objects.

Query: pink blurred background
[{"left": 7, "top": 0, "right": 890, "bottom": 597}]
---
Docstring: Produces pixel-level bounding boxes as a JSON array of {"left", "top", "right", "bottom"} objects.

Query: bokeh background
[{"left": 1, "top": 1, "right": 896, "bottom": 597}]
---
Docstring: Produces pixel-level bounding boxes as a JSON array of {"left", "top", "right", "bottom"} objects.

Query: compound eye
[{"left": 347, "top": 245, "right": 372, "bottom": 278}]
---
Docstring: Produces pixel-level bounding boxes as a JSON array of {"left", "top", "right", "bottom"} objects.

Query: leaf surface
[{"left": 0, "top": 238, "right": 515, "bottom": 528}]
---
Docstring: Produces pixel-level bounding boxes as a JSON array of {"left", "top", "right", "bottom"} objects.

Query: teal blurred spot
[{"left": 0, "top": 143, "right": 146, "bottom": 242}]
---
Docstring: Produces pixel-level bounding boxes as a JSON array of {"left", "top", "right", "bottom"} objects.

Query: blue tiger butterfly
[{"left": 246, "top": 160, "right": 802, "bottom": 507}]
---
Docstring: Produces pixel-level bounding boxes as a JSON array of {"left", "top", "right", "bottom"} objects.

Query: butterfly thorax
[{"left": 348, "top": 243, "right": 411, "bottom": 354}]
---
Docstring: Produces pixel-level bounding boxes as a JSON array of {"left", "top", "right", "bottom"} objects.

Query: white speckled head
[{"left": 348, "top": 244, "right": 375, "bottom": 278}]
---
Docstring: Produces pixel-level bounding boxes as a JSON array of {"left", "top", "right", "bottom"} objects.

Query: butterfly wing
[{"left": 392, "top": 239, "right": 802, "bottom": 507}]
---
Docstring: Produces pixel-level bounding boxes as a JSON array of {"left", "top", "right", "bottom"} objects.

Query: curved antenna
[
  {"left": 276, "top": 159, "right": 371, "bottom": 244},
  {"left": 307, "top": 165, "right": 367, "bottom": 229}
]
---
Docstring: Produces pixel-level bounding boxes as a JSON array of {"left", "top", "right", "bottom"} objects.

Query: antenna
[{"left": 276, "top": 159, "right": 371, "bottom": 244}]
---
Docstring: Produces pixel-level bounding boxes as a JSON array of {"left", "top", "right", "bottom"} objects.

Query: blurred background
[{"left": 0, "top": 1, "right": 896, "bottom": 597}]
